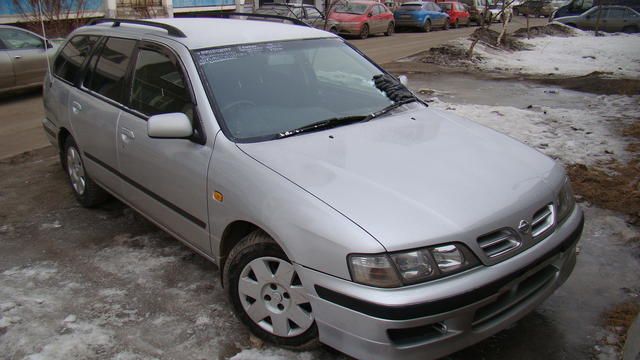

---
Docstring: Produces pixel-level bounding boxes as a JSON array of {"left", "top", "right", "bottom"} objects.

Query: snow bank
[{"left": 459, "top": 30, "right": 640, "bottom": 78}]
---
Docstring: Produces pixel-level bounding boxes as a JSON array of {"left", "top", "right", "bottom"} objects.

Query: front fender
[{"left": 208, "top": 132, "right": 385, "bottom": 280}]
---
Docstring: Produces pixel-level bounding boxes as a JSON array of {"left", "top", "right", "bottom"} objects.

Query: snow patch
[
  {"left": 458, "top": 31, "right": 640, "bottom": 78},
  {"left": 23, "top": 322, "right": 113, "bottom": 360},
  {"left": 431, "top": 94, "right": 640, "bottom": 168}
]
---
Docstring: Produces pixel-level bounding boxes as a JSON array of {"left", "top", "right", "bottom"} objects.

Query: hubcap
[
  {"left": 238, "top": 257, "right": 314, "bottom": 337},
  {"left": 66, "top": 146, "right": 86, "bottom": 195}
]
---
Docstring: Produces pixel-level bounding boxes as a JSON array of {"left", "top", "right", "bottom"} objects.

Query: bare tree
[
  {"left": 594, "top": 0, "right": 604, "bottom": 36},
  {"left": 12, "top": 0, "right": 89, "bottom": 37}
]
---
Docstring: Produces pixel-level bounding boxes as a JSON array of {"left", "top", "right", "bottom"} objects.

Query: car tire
[
  {"left": 329, "top": 26, "right": 338, "bottom": 34},
  {"left": 423, "top": 19, "right": 432, "bottom": 32},
  {"left": 63, "top": 137, "right": 109, "bottom": 208},
  {"left": 444, "top": 19, "right": 450, "bottom": 30},
  {"left": 223, "top": 230, "right": 319, "bottom": 350},
  {"left": 385, "top": 22, "right": 394, "bottom": 36},
  {"left": 359, "top": 24, "right": 369, "bottom": 39}
]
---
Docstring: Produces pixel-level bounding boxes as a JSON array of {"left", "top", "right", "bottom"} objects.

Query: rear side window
[
  {"left": 129, "top": 48, "right": 193, "bottom": 120},
  {"left": 53, "top": 35, "right": 99, "bottom": 83},
  {"left": 84, "top": 37, "right": 136, "bottom": 103},
  {"left": 0, "top": 28, "right": 43, "bottom": 50}
]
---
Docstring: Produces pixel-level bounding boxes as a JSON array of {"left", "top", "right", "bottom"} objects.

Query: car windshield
[
  {"left": 334, "top": 3, "right": 369, "bottom": 14},
  {"left": 400, "top": 4, "right": 424, "bottom": 10},
  {"left": 196, "top": 38, "right": 402, "bottom": 142},
  {"left": 439, "top": 3, "right": 453, "bottom": 10}
]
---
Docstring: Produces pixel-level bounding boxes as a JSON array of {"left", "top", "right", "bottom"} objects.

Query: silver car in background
[
  {"left": 42, "top": 17, "right": 583, "bottom": 360},
  {"left": 0, "top": 25, "right": 57, "bottom": 95}
]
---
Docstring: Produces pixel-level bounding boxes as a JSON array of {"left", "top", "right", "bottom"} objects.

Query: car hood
[{"left": 238, "top": 106, "right": 560, "bottom": 252}]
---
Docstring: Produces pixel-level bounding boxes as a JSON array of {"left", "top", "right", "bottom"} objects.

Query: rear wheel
[
  {"left": 359, "top": 24, "right": 370, "bottom": 39},
  {"left": 423, "top": 19, "right": 432, "bottom": 32},
  {"left": 223, "top": 230, "right": 319, "bottom": 349},
  {"left": 385, "top": 22, "right": 394, "bottom": 36},
  {"left": 63, "top": 137, "right": 108, "bottom": 208}
]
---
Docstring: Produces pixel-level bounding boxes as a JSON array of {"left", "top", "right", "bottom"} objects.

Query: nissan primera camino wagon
[{"left": 42, "top": 16, "right": 583, "bottom": 360}]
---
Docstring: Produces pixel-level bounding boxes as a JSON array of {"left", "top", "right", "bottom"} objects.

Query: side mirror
[
  {"left": 147, "top": 113, "right": 193, "bottom": 139},
  {"left": 398, "top": 75, "right": 408, "bottom": 86},
  {"left": 368, "top": 12, "right": 373, "bottom": 17}
]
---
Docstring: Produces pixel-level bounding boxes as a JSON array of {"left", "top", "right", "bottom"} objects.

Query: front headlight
[
  {"left": 348, "top": 243, "right": 479, "bottom": 287},
  {"left": 557, "top": 178, "right": 576, "bottom": 223}
]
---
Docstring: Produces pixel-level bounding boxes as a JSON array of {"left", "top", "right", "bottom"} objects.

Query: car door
[
  {"left": 0, "top": 40, "right": 15, "bottom": 91},
  {"left": 0, "top": 28, "right": 49, "bottom": 87},
  {"left": 116, "top": 41, "right": 212, "bottom": 253},
  {"left": 604, "top": 7, "right": 626, "bottom": 31},
  {"left": 69, "top": 37, "right": 137, "bottom": 195}
]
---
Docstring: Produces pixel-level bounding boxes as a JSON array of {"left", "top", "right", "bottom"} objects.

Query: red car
[
  {"left": 436, "top": 1, "right": 471, "bottom": 27},
  {"left": 328, "top": 1, "right": 395, "bottom": 39}
]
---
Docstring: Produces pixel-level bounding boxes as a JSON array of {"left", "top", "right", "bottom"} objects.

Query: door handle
[
  {"left": 71, "top": 101, "right": 82, "bottom": 114},
  {"left": 120, "top": 127, "right": 135, "bottom": 140},
  {"left": 13, "top": 55, "right": 21, "bottom": 59}
]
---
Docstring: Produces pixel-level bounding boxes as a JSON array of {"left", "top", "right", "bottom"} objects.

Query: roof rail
[
  {"left": 87, "top": 18, "right": 187, "bottom": 38},
  {"left": 185, "top": 12, "right": 311, "bottom": 28}
]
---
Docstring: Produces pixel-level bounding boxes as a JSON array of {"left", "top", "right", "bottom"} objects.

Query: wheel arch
[{"left": 58, "top": 127, "right": 72, "bottom": 154}]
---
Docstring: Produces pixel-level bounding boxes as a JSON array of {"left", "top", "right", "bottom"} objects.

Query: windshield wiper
[
  {"left": 277, "top": 115, "right": 367, "bottom": 139},
  {"left": 363, "top": 98, "right": 419, "bottom": 122}
]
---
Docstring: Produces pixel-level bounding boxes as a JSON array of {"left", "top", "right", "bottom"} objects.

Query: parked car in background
[
  {"left": 0, "top": 25, "right": 57, "bottom": 95},
  {"left": 554, "top": 5, "right": 640, "bottom": 32},
  {"left": 394, "top": 1, "right": 451, "bottom": 31},
  {"left": 551, "top": 0, "right": 640, "bottom": 20},
  {"left": 460, "top": 0, "right": 491, "bottom": 24},
  {"left": 436, "top": 1, "right": 472, "bottom": 27},
  {"left": 256, "top": 3, "right": 328, "bottom": 29},
  {"left": 488, "top": 1, "right": 514, "bottom": 21},
  {"left": 514, "top": 0, "right": 567, "bottom": 16},
  {"left": 329, "top": 1, "right": 395, "bottom": 38}
]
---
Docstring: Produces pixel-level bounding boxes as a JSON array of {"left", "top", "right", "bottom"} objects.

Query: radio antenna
[{"left": 38, "top": 0, "right": 53, "bottom": 84}]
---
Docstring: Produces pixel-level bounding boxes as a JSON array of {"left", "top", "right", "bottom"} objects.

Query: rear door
[
  {"left": 116, "top": 41, "right": 212, "bottom": 253},
  {"left": 69, "top": 37, "right": 137, "bottom": 194},
  {"left": 0, "top": 40, "right": 15, "bottom": 91},
  {"left": 0, "top": 28, "right": 48, "bottom": 87}
]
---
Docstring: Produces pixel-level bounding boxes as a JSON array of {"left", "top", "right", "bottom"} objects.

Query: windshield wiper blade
[
  {"left": 277, "top": 115, "right": 367, "bottom": 139},
  {"left": 363, "top": 98, "right": 419, "bottom": 122}
]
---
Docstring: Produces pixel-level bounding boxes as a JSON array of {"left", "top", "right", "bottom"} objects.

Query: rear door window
[
  {"left": 83, "top": 37, "right": 136, "bottom": 104},
  {"left": 53, "top": 35, "right": 100, "bottom": 84}
]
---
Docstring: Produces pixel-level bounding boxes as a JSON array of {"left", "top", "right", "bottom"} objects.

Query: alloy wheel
[
  {"left": 238, "top": 257, "right": 314, "bottom": 338},
  {"left": 66, "top": 146, "right": 86, "bottom": 195}
]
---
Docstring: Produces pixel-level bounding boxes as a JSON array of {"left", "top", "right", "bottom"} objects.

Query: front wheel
[
  {"left": 385, "top": 22, "right": 394, "bottom": 36},
  {"left": 223, "top": 230, "right": 319, "bottom": 349},
  {"left": 443, "top": 19, "right": 450, "bottom": 30},
  {"left": 359, "top": 24, "right": 370, "bottom": 39},
  {"left": 329, "top": 26, "right": 338, "bottom": 34}
]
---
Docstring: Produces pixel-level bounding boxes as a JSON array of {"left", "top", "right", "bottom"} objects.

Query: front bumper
[{"left": 295, "top": 206, "right": 583, "bottom": 360}]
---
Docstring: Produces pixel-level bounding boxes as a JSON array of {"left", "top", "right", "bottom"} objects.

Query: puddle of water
[{"left": 408, "top": 73, "right": 598, "bottom": 109}]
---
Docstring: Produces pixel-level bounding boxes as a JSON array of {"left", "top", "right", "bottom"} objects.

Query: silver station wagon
[{"left": 42, "top": 17, "right": 584, "bottom": 360}]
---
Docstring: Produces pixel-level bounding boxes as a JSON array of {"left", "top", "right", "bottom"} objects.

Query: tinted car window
[
  {"left": 84, "top": 37, "right": 136, "bottom": 103},
  {"left": 0, "top": 28, "right": 42, "bottom": 50},
  {"left": 626, "top": 8, "right": 639, "bottom": 17},
  {"left": 53, "top": 35, "right": 99, "bottom": 83},
  {"left": 606, "top": 7, "right": 626, "bottom": 17},
  {"left": 129, "top": 48, "right": 193, "bottom": 120}
]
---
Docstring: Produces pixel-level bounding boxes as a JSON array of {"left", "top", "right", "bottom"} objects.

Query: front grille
[
  {"left": 531, "top": 204, "right": 555, "bottom": 239},
  {"left": 477, "top": 228, "right": 521, "bottom": 258}
]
